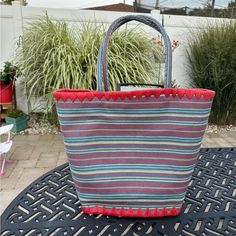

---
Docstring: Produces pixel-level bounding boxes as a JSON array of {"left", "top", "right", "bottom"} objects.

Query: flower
[{"left": 152, "top": 37, "right": 180, "bottom": 52}]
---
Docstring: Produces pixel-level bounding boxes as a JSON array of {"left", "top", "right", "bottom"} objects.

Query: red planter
[{"left": 0, "top": 81, "right": 13, "bottom": 103}]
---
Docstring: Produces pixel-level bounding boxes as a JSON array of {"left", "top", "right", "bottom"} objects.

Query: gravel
[
  {"left": 206, "top": 124, "right": 236, "bottom": 134},
  {"left": 18, "top": 113, "right": 60, "bottom": 135}
]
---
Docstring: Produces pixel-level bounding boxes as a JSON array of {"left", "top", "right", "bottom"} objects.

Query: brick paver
[{"left": 0, "top": 132, "right": 235, "bottom": 214}]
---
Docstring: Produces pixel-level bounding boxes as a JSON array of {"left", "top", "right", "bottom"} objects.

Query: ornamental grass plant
[
  {"left": 16, "top": 15, "right": 163, "bottom": 113},
  {"left": 187, "top": 22, "right": 236, "bottom": 125}
]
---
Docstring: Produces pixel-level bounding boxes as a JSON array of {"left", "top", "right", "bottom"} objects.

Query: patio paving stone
[
  {"left": 15, "top": 167, "right": 47, "bottom": 189},
  {"left": 58, "top": 152, "right": 67, "bottom": 160},
  {"left": 1, "top": 168, "right": 24, "bottom": 190},
  {"left": 36, "top": 152, "right": 59, "bottom": 168},
  {"left": 0, "top": 189, "right": 21, "bottom": 214},
  {"left": 15, "top": 159, "right": 38, "bottom": 168},
  {"left": 11, "top": 145, "right": 34, "bottom": 160}
]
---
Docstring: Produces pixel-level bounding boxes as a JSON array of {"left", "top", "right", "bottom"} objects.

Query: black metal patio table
[{"left": 1, "top": 148, "right": 236, "bottom": 236}]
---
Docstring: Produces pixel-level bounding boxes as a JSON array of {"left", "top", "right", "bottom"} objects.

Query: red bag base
[{"left": 82, "top": 205, "right": 182, "bottom": 218}]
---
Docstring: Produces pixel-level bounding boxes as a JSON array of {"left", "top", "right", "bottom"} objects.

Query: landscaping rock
[
  {"left": 206, "top": 124, "right": 236, "bottom": 134},
  {"left": 18, "top": 113, "right": 59, "bottom": 135}
]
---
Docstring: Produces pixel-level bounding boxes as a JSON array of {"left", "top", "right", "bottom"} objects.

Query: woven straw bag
[{"left": 54, "top": 15, "right": 215, "bottom": 218}]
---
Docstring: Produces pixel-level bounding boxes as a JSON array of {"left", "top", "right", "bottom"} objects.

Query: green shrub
[
  {"left": 16, "top": 15, "right": 163, "bottom": 113},
  {"left": 187, "top": 22, "right": 236, "bottom": 125},
  {"left": 2, "top": 0, "right": 13, "bottom": 5},
  {"left": 0, "top": 61, "right": 16, "bottom": 85},
  {"left": 6, "top": 109, "right": 24, "bottom": 118},
  {"left": 2, "top": 0, "right": 27, "bottom": 5}
]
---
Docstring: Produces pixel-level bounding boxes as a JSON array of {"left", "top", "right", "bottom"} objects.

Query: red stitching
[
  {"left": 82, "top": 205, "right": 182, "bottom": 217},
  {"left": 53, "top": 88, "right": 215, "bottom": 102}
]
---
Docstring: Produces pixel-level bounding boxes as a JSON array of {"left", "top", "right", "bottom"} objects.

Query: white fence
[{"left": 0, "top": 2, "right": 233, "bottom": 113}]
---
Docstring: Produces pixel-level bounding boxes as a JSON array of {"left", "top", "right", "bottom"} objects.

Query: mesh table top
[{"left": 1, "top": 148, "right": 236, "bottom": 236}]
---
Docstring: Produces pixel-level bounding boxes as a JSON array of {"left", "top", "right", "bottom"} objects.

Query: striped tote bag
[{"left": 53, "top": 15, "right": 215, "bottom": 218}]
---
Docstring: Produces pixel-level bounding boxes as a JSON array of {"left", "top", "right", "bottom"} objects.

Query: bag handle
[{"left": 97, "top": 15, "right": 172, "bottom": 91}]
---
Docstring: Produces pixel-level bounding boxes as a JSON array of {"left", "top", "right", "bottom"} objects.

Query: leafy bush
[
  {"left": 2, "top": 0, "right": 27, "bottom": 5},
  {"left": 2, "top": 0, "right": 13, "bottom": 5},
  {"left": 16, "top": 15, "right": 163, "bottom": 113},
  {"left": 6, "top": 109, "right": 24, "bottom": 118},
  {"left": 187, "top": 22, "right": 236, "bottom": 125},
  {"left": 0, "top": 61, "right": 16, "bottom": 85}
]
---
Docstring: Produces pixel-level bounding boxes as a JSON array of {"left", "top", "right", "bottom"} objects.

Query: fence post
[
  {"left": 151, "top": 10, "right": 162, "bottom": 24},
  {"left": 12, "top": 1, "right": 23, "bottom": 45}
]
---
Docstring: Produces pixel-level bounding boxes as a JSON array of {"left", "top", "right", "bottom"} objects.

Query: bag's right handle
[{"left": 97, "top": 15, "right": 172, "bottom": 91}]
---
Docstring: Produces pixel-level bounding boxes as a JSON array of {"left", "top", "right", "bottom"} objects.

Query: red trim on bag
[
  {"left": 82, "top": 205, "right": 182, "bottom": 217},
  {"left": 53, "top": 88, "right": 215, "bottom": 102}
]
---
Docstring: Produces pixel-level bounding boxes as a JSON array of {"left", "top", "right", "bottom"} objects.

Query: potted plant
[
  {"left": 1, "top": 0, "right": 27, "bottom": 5},
  {"left": 0, "top": 62, "right": 16, "bottom": 103},
  {"left": 5, "top": 109, "right": 28, "bottom": 132}
]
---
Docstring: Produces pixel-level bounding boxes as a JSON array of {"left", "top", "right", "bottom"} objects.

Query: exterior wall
[{"left": 0, "top": 3, "right": 234, "bottom": 113}]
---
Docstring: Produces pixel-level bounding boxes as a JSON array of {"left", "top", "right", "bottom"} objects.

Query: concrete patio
[{"left": 0, "top": 131, "right": 236, "bottom": 215}]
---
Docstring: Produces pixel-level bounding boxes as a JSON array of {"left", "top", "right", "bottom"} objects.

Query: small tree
[
  {"left": 201, "top": 0, "right": 212, "bottom": 8},
  {"left": 228, "top": 0, "right": 236, "bottom": 18}
]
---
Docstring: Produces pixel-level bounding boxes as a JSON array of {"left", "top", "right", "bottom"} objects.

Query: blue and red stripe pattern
[{"left": 54, "top": 88, "right": 215, "bottom": 217}]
